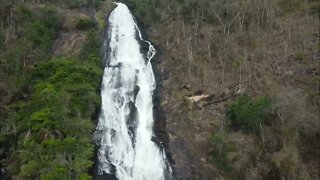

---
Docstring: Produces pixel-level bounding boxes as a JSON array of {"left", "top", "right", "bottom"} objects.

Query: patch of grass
[
  {"left": 227, "top": 95, "right": 272, "bottom": 132},
  {"left": 208, "top": 129, "right": 233, "bottom": 172}
]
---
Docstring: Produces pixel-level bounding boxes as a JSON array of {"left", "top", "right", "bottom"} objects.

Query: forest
[{"left": 0, "top": 0, "right": 319, "bottom": 179}]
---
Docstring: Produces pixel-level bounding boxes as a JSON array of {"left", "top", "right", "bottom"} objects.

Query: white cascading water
[{"left": 95, "top": 3, "right": 171, "bottom": 180}]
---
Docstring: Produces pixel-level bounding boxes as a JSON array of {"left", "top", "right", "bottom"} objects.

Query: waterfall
[{"left": 95, "top": 3, "right": 171, "bottom": 180}]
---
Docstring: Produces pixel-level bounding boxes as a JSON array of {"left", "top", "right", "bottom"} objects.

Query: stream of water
[{"left": 95, "top": 3, "right": 171, "bottom": 180}]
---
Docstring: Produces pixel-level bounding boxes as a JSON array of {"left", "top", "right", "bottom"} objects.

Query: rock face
[
  {"left": 151, "top": 50, "right": 250, "bottom": 179},
  {"left": 151, "top": 49, "right": 221, "bottom": 179}
]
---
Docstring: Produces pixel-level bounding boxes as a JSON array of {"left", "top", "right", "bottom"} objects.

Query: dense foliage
[
  {"left": 5, "top": 31, "right": 102, "bottom": 178},
  {"left": 7, "top": 57, "right": 101, "bottom": 179},
  {"left": 0, "top": 3, "right": 103, "bottom": 178},
  {"left": 227, "top": 95, "right": 272, "bottom": 132}
]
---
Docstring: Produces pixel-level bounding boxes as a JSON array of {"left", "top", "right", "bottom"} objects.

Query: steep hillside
[{"left": 126, "top": 0, "right": 319, "bottom": 179}]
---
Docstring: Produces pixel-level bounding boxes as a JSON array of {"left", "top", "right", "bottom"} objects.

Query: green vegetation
[
  {"left": 208, "top": 91, "right": 319, "bottom": 178},
  {"left": 79, "top": 30, "right": 100, "bottom": 60},
  {"left": 126, "top": 0, "right": 159, "bottom": 26},
  {"left": 64, "top": 0, "right": 90, "bottom": 8},
  {"left": 5, "top": 29, "right": 102, "bottom": 178},
  {"left": 24, "top": 7, "right": 61, "bottom": 49},
  {"left": 227, "top": 95, "right": 272, "bottom": 132},
  {"left": 0, "top": 2, "right": 103, "bottom": 179},
  {"left": 0, "top": 5, "right": 61, "bottom": 79},
  {"left": 75, "top": 17, "right": 97, "bottom": 31},
  {"left": 50, "top": 0, "right": 104, "bottom": 9},
  {"left": 208, "top": 130, "right": 232, "bottom": 171}
]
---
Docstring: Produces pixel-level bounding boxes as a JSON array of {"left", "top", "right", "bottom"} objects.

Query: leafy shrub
[
  {"left": 75, "top": 17, "right": 97, "bottom": 30},
  {"left": 208, "top": 130, "right": 232, "bottom": 171},
  {"left": 227, "top": 95, "right": 272, "bottom": 132}
]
